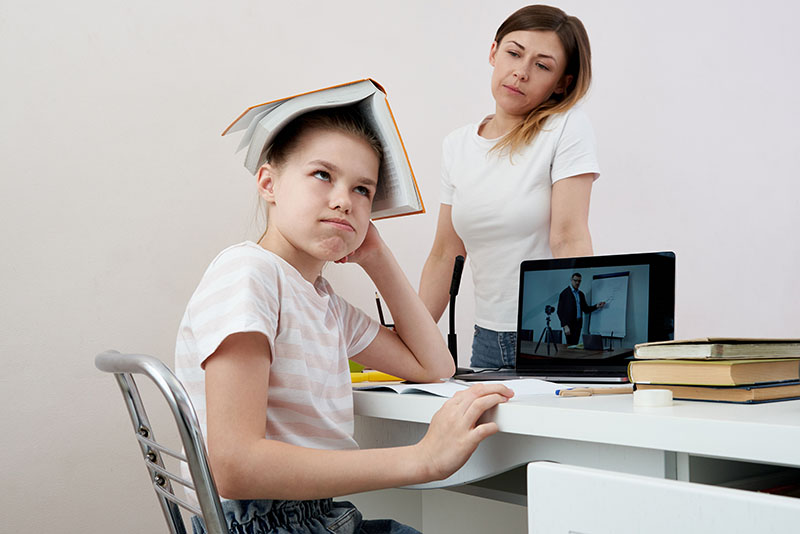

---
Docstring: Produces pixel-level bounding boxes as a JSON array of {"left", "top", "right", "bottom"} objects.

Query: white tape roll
[{"left": 633, "top": 389, "right": 673, "bottom": 407}]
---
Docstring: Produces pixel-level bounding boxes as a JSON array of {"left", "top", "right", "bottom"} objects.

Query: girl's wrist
[
  {"left": 357, "top": 242, "right": 393, "bottom": 277},
  {"left": 406, "top": 443, "right": 436, "bottom": 484}
]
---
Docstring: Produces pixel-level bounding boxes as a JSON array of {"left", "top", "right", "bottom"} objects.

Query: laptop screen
[{"left": 515, "top": 251, "right": 675, "bottom": 373}]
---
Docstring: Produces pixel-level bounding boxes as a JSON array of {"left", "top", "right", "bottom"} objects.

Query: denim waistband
[{"left": 198, "top": 498, "right": 338, "bottom": 534}]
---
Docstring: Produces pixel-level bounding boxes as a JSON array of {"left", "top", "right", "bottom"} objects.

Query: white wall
[{"left": 2, "top": 1, "right": 799, "bottom": 532}]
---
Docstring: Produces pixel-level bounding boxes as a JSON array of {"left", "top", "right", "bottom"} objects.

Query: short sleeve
[
  {"left": 551, "top": 108, "right": 601, "bottom": 184},
  {"left": 439, "top": 133, "right": 456, "bottom": 205},
  {"left": 328, "top": 291, "right": 380, "bottom": 358},
  {"left": 185, "top": 247, "right": 281, "bottom": 366}
]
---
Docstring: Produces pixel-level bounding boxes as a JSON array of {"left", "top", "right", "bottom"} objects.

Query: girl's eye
[
  {"left": 537, "top": 63, "right": 551, "bottom": 71},
  {"left": 354, "top": 185, "right": 371, "bottom": 197},
  {"left": 507, "top": 50, "right": 520, "bottom": 58},
  {"left": 313, "top": 170, "right": 331, "bottom": 182}
]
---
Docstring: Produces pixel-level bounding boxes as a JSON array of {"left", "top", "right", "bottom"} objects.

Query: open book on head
[{"left": 223, "top": 79, "right": 424, "bottom": 220}]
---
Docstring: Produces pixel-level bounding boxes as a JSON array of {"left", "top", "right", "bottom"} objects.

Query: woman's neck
[{"left": 479, "top": 108, "right": 524, "bottom": 139}]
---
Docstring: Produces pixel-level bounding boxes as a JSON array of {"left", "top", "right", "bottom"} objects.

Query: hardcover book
[
  {"left": 635, "top": 381, "right": 800, "bottom": 403},
  {"left": 633, "top": 338, "right": 800, "bottom": 360},
  {"left": 223, "top": 79, "right": 424, "bottom": 220},
  {"left": 628, "top": 358, "right": 800, "bottom": 386}
]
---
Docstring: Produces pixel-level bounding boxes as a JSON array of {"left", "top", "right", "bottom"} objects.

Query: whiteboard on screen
[{"left": 589, "top": 272, "right": 629, "bottom": 338}]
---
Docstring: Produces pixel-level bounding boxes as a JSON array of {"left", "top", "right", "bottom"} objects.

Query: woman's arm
[
  {"left": 549, "top": 174, "right": 596, "bottom": 258},
  {"left": 419, "top": 204, "right": 467, "bottom": 322},
  {"left": 205, "top": 331, "right": 512, "bottom": 500},
  {"left": 344, "top": 223, "right": 455, "bottom": 382}
]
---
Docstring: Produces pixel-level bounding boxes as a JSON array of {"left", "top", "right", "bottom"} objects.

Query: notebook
[{"left": 455, "top": 251, "right": 676, "bottom": 383}]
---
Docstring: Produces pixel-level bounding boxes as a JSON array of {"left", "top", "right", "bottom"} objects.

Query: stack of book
[{"left": 629, "top": 338, "right": 800, "bottom": 403}]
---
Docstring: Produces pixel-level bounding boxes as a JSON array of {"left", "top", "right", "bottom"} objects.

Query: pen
[
  {"left": 375, "top": 291, "right": 386, "bottom": 327},
  {"left": 556, "top": 385, "right": 634, "bottom": 397}
]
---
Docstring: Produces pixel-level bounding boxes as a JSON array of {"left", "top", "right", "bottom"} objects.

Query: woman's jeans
[
  {"left": 471, "top": 325, "right": 517, "bottom": 369},
  {"left": 191, "top": 498, "right": 420, "bottom": 534}
]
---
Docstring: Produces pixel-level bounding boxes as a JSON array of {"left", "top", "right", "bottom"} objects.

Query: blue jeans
[
  {"left": 471, "top": 325, "right": 516, "bottom": 369},
  {"left": 191, "top": 499, "right": 420, "bottom": 534}
]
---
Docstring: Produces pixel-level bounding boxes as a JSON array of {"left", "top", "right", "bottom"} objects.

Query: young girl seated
[{"left": 175, "top": 107, "right": 513, "bottom": 534}]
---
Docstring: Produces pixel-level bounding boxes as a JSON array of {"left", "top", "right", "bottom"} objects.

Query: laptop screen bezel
[{"left": 514, "top": 251, "right": 675, "bottom": 373}]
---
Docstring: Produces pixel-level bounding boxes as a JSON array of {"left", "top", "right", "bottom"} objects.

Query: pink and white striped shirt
[{"left": 175, "top": 241, "right": 379, "bottom": 454}]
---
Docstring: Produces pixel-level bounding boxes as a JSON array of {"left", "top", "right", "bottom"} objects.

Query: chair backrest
[{"left": 95, "top": 350, "right": 227, "bottom": 534}]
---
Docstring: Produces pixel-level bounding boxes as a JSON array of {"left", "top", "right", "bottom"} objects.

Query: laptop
[{"left": 454, "top": 251, "right": 676, "bottom": 383}]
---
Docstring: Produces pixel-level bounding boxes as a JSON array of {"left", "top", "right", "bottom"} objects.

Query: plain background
[{"left": 2, "top": 0, "right": 799, "bottom": 532}]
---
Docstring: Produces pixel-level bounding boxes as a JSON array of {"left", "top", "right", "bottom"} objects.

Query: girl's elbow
[
  {"left": 428, "top": 351, "right": 456, "bottom": 380},
  {"left": 208, "top": 449, "right": 248, "bottom": 499},
  {"left": 411, "top": 351, "right": 455, "bottom": 382},
  {"left": 439, "top": 358, "right": 456, "bottom": 378}
]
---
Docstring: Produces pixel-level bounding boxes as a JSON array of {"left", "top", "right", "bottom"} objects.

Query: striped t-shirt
[{"left": 175, "top": 241, "right": 379, "bottom": 457}]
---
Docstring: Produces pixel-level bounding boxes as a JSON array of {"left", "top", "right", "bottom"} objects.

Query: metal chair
[{"left": 95, "top": 350, "right": 227, "bottom": 534}]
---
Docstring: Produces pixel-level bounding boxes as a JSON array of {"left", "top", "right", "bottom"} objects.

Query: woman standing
[{"left": 420, "top": 5, "right": 600, "bottom": 369}]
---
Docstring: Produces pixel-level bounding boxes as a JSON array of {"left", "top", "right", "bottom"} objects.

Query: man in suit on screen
[{"left": 557, "top": 273, "right": 605, "bottom": 345}]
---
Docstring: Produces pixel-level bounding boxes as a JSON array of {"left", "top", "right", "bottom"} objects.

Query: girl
[
  {"left": 175, "top": 107, "right": 513, "bottom": 534},
  {"left": 419, "top": 4, "right": 601, "bottom": 370}
]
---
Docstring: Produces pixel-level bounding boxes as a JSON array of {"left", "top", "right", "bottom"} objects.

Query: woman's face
[{"left": 489, "top": 30, "right": 572, "bottom": 120}]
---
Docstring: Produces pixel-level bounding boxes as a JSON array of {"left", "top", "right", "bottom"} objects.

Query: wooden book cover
[
  {"left": 223, "top": 79, "right": 424, "bottom": 220},
  {"left": 633, "top": 337, "right": 800, "bottom": 360},
  {"left": 635, "top": 381, "right": 800, "bottom": 403},
  {"left": 627, "top": 358, "right": 800, "bottom": 386}
]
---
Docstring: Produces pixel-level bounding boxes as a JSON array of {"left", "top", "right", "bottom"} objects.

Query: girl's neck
[
  {"left": 479, "top": 109, "right": 524, "bottom": 139},
  {"left": 258, "top": 233, "right": 324, "bottom": 284}
]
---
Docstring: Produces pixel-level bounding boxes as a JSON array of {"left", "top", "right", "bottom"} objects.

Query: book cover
[
  {"left": 633, "top": 338, "right": 800, "bottom": 360},
  {"left": 627, "top": 358, "right": 800, "bottom": 386},
  {"left": 635, "top": 381, "right": 800, "bottom": 403},
  {"left": 223, "top": 79, "right": 424, "bottom": 220}
]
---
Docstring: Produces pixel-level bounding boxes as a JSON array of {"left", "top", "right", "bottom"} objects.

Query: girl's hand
[
  {"left": 416, "top": 384, "right": 514, "bottom": 481},
  {"left": 335, "top": 222, "right": 385, "bottom": 266}
]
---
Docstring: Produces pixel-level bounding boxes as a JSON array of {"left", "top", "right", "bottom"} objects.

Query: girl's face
[
  {"left": 489, "top": 30, "right": 572, "bottom": 120},
  {"left": 258, "top": 128, "right": 379, "bottom": 277}
]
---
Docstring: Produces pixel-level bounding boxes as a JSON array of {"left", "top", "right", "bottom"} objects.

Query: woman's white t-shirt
[{"left": 440, "top": 107, "right": 600, "bottom": 331}]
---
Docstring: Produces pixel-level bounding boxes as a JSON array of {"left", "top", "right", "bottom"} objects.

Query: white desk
[{"left": 353, "top": 390, "right": 800, "bottom": 496}]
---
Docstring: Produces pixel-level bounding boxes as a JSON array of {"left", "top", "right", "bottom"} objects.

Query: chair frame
[{"left": 95, "top": 350, "right": 227, "bottom": 534}]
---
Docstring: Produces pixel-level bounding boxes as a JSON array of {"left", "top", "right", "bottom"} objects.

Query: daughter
[{"left": 175, "top": 107, "right": 513, "bottom": 534}]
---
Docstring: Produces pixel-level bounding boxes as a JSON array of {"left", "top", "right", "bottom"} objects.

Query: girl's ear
[
  {"left": 489, "top": 41, "right": 499, "bottom": 67},
  {"left": 257, "top": 164, "right": 277, "bottom": 204}
]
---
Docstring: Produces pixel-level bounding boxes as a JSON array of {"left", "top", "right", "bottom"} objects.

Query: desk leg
[{"left": 664, "top": 452, "right": 691, "bottom": 481}]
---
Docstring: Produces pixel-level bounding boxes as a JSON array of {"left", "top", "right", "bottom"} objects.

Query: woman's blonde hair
[{"left": 491, "top": 4, "right": 592, "bottom": 156}]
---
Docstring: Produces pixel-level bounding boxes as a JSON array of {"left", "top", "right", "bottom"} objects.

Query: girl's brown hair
[
  {"left": 491, "top": 4, "right": 592, "bottom": 156},
  {"left": 257, "top": 107, "right": 383, "bottom": 241},
  {"left": 266, "top": 107, "right": 383, "bottom": 169}
]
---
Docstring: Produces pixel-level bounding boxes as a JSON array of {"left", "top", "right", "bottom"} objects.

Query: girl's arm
[
  {"left": 205, "top": 331, "right": 513, "bottom": 500},
  {"left": 549, "top": 174, "right": 596, "bottom": 258},
  {"left": 419, "top": 204, "right": 468, "bottom": 323},
  {"left": 345, "top": 222, "right": 455, "bottom": 382}
]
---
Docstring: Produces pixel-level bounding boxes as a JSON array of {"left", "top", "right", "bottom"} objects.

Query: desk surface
[{"left": 353, "top": 390, "right": 800, "bottom": 473}]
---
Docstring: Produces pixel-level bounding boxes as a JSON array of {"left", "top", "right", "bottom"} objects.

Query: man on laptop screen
[{"left": 456, "top": 251, "right": 675, "bottom": 383}]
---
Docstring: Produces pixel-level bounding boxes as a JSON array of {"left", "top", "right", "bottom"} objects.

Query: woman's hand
[{"left": 415, "top": 383, "right": 514, "bottom": 481}]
